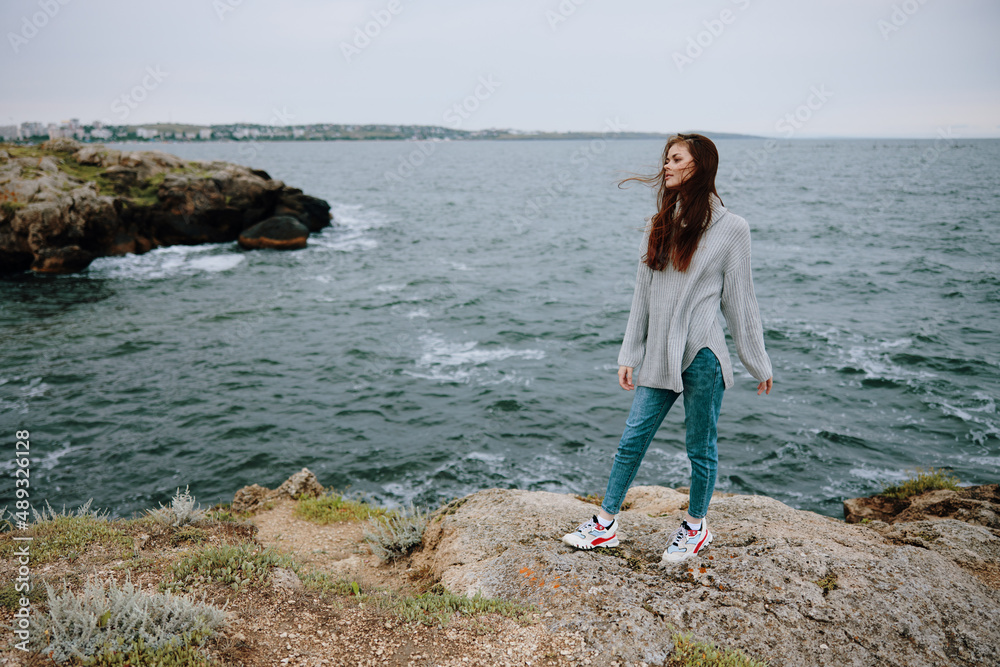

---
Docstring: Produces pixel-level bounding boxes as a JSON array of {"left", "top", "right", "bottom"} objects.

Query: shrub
[
  {"left": 294, "top": 490, "right": 390, "bottom": 524},
  {"left": 364, "top": 505, "right": 429, "bottom": 562},
  {"left": 161, "top": 541, "right": 297, "bottom": 593},
  {"left": 85, "top": 633, "right": 218, "bottom": 666},
  {"left": 20, "top": 572, "right": 227, "bottom": 664},
  {"left": 146, "top": 486, "right": 209, "bottom": 527},
  {"left": 669, "top": 630, "right": 768, "bottom": 667},
  {"left": 0, "top": 500, "right": 131, "bottom": 565},
  {"left": 880, "top": 468, "right": 961, "bottom": 501},
  {"left": 1, "top": 201, "right": 25, "bottom": 217},
  {"left": 381, "top": 589, "right": 534, "bottom": 627}
]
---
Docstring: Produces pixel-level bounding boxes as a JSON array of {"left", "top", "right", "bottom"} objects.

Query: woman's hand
[
  {"left": 757, "top": 377, "right": 773, "bottom": 395},
  {"left": 618, "top": 366, "right": 635, "bottom": 391}
]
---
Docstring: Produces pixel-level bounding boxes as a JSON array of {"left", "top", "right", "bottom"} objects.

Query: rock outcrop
[
  {"left": 412, "top": 486, "right": 1000, "bottom": 667},
  {"left": 230, "top": 467, "right": 326, "bottom": 514},
  {"left": 843, "top": 483, "right": 1000, "bottom": 529},
  {"left": 0, "top": 139, "right": 332, "bottom": 274}
]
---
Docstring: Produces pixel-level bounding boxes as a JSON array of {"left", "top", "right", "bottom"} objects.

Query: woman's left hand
[{"left": 757, "top": 377, "right": 773, "bottom": 395}]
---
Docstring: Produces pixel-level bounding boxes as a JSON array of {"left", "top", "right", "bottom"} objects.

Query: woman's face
[{"left": 663, "top": 142, "right": 696, "bottom": 188}]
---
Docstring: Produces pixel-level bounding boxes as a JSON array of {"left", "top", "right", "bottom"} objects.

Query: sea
[{"left": 1, "top": 137, "right": 998, "bottom": 521}]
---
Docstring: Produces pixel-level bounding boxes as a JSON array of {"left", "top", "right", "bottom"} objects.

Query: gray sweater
[{"left": 617, "top": 194, "right": 772, "bottom": 391}]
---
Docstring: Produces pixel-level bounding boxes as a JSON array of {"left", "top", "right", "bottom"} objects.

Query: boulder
[
  {"left": 412, "top": 486, "right": 1000, "bottom": 667},
  {"left": 272, "top": 190, "right": 333, "bottom": 232},
  {"left": 39, "top": 137, "right": 82, "bottom": 153},
  {"left": 238, "top": 215, "right": 310, "bottom": 250},
  {"left": 230, "top": 484, "right": 274, "bottom": 515},
  {"left": 30, "top": 245, "right": 95, "bottom": 273},
  {"left": 273, "top": 467, "right": 326, "bottom": 500},
  {"left": 230, "top": 468, "right": 326, "bottom": 515}
]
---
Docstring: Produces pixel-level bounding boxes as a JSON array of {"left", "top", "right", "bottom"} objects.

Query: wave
[
  {"left": 86, "top": 244, "right": 245, "bottom": 280},
  {"left": 308, "top": 201, "right": 390, "bottom": 252},
  {"left": 403, "top": 332, "right": 545, "bottom": 385}
]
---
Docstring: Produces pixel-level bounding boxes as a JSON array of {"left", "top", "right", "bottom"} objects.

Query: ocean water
[{"left": 1, "top": 137, "right": 998, "bottom": 520}]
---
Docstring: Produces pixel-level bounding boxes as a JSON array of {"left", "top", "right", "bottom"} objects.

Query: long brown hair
[{"left": 618, "top": 133, "right": 722, "bottom": 272}]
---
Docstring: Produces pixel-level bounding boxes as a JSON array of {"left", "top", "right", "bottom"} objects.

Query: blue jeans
[{"left": 601, "top": 347, "right": 725, "bottom": 520}]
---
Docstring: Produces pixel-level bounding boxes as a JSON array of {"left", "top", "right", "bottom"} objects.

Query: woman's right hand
[{"left": 618, "top": 366, "right": 635, "bottom": 391}]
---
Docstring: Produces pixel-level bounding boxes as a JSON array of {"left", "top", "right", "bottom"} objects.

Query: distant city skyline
[{"left": 2, "top": 1, "right": 998, "bottom": 139}]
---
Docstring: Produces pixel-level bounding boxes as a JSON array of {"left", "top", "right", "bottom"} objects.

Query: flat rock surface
[{"left": 413, "top": 486, "right": 1000, "bottom": 667}]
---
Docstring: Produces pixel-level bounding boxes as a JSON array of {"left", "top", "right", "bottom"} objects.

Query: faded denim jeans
[{"left": 601, "top": 347, "right": 725, "bottom": 520}]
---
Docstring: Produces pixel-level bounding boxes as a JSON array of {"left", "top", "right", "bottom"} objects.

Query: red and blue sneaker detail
[
  {"left": 562, "top": 515, "right": 619, "bottom": 550},
  {"left": 661, "top": 519, "right": 712, "bottom": 562}
]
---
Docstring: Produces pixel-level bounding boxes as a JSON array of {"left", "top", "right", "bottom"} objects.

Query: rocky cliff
[
  {"left": 0, "top": 138, "right": 332, "bottom": 274},
  {"left": 411, "top": 485, "right": 1000, "bottom": 666}
]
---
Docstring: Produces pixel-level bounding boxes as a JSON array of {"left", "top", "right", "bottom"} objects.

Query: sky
[{"left": 1, "top": 0, "right": 999, "bottom": 138}]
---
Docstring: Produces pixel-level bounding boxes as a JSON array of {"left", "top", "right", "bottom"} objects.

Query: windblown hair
[{"left": 617, "top": 133, "right": 722, "bottom": 272}]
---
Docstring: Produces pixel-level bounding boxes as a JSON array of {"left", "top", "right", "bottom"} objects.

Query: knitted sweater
[{"left": 617, "top": 194, "right": 772, "bottom": 391}]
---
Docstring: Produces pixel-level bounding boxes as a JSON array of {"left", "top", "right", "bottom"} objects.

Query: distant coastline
[{"left": 1, "top": 120, "right": 764, "bottom": 144}]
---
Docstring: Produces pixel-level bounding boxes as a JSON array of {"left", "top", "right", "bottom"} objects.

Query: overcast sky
[{"left": 2, "top": 0, "right": 998, "bottom": 138}]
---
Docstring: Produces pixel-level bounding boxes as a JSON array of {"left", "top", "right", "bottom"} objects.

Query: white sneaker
[
  {"left": 562, "top": 515, "right": 619, "bottom": 549},
  {"left": 661, "top": 519, "right": 712, "bottom": 562}
]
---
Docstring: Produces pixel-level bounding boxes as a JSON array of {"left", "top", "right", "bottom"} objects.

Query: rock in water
[
  {"left": 0, "top": 139, "right": 332, "bottom": 274},
  {"left": 238, "top": 216, "right": 310, "bottom": 250}
]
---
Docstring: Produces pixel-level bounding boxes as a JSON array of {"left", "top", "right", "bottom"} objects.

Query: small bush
[
  {"left": 294, "top": 490, "right": 390, "bottom": 524},
  {"left": 381, "top": 589, "right": 535, "bottom": 627},
  {"left": 299, "top": 571, "right": 361, "bottom": 597},
  {"left": 85, "top": 632, "right": 218, "bottom": 666},
  {"left": 161, "top": 541, "right": 297, "bottom": 593},
  {"left": 0, "top": 500, "right": 131, "bottom": 565},
  {"left": 814, "top": 572, "right": 839, "bottom": 594},
  {"left": 20, "top": 572, "right": 227, "bottom": 664},
  {"left": 669, "top": 630, "right": 768, "bottom": 667},
  {"left": 364, "top": 505, "right": 429, "bottom": 562},
  {"left": 0, "top": 578, "right": 45, "bottom": 611},
  {"left": 1, "top": 200, "right": 25, "bottom": 216},
  {"left": 880, "top": 468, "right": 961, "bottom": 501},
  {"left": 170, "top": 526, "right": 208, "bottom": 546},
  {"left": 146, "top": 486, "right": 209, "bottom": 527}
]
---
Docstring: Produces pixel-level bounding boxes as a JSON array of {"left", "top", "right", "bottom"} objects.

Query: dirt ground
[{"left": 0, "top": 498, "right": 594, "bottom": 667}]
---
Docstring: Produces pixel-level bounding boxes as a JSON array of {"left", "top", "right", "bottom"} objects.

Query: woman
[{"left": 562, "top": 133, "right": 773, "bottom": 562}]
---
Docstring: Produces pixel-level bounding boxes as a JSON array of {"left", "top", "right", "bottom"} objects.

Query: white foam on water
[
  {"left": 309, "top": 201, "right": 390, "bottom": 252},
  {"left": 86, "top": 244, "right": 245, "bottom": 280},
  {"left": 847, "top": 466, "right": 907, "bottom": 483},
  {"left": 968, "top": 456, "right": 1000, "bottom": 468},
  {"left": 186, "top": 255, "right": 244, "bottom": 273},
  {"left": 466, "top": 451, "right": 506, "bottom": 463},
  {"left": 403, "top": 332, "right": 545, "bottom": 385},
  {"left": 932, "top": 392, "right": 999, "bottom": 445},
  {"left": 405, "top": 309, "right": 430, "bottom": 319},
  {"left": 376, "top": 284, "right": 406, "bottom": 292}
]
